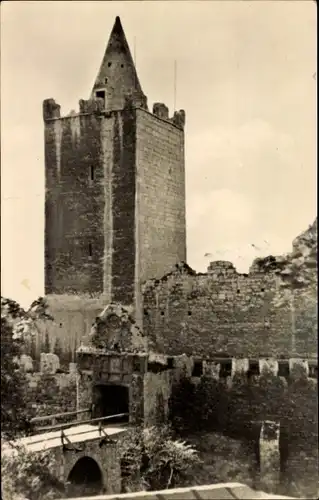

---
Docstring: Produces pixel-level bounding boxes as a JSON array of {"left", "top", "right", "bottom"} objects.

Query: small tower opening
[
  {"left": 90, "top": 165, "right": 95, "bottom": 181},
  {"left": 88, "top": 243, "right": 93, "bottom": 259},
  {"left": 95, "top": 90, "right": 105, "bottom": 101}
]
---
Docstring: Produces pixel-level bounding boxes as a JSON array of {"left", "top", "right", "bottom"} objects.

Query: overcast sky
[{"left": 1, "top": 1, "right": 317, "bottom": 307}]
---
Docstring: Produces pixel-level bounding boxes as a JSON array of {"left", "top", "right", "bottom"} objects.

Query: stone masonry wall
[
  {"left": 135, "top": 108, "right": 186, "bottom": 285},
  {"left": 33, "top": 296, "right": 107, "bottom": 363},
  {"left": 24, "top": 372, "right": 77, "bottom": 421},
  {"left": 143, "top": 262, "right": 317, "bottom": 358},
  {"left": 169, "top": 361, "right": 318, "bottom": 498},
  {"left": 44, "top": 105, "right": 106, "bottom": 295}
]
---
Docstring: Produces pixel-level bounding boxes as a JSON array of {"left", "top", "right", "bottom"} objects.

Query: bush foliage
[
  {"left": 119, "top": 425, "right": 201, "bottom": 492},
  {"left": 2, "top": 442, "right": 64, "bottom": 500}
]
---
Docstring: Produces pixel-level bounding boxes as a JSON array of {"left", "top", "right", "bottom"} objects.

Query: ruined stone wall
[
  {"left": 169, "top": 358, "right": 318, "bottom": 498},
  {"left": 24, "top": 372, "right": 77, "bottom": 420},
  {"left": 44, "top": 103, "right": 106, "bottom": 295},
  {"left": 135, "top": 107, "right": 186, "bottom": 286},
  {"left": 143, "top": 262, "right": 317, "bottom": 357},
  {"left": 32, "top": 296, "right": 107, "bottom": 363}
]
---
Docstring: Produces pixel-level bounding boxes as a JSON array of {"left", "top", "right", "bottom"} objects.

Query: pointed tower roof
[{"left": 91, "top": 16, "right": 147, "bottom": 111}]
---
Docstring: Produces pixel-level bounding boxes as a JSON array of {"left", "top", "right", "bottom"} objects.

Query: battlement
[
  {"left": 187, "top": 356, "right": 318, "bottom": 381},
  {"left": 43, "top": 98, "right": 61, "bottom": 120},
  {"left": 43, "top": 97, "right": 107, "bottom": 122},
  {"left": 43, "top": 97, "right": 185, "bottom": 131},
  {"left": 152, "top": 102, "right": 186, "bottom": 130}
]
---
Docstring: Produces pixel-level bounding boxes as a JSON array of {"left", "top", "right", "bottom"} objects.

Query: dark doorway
[
  {"left": 66, "top": 456, "right": 103, "bottom": 497},
  {"left": 92, "top": 384, "right": 129, "bottom": 423}
]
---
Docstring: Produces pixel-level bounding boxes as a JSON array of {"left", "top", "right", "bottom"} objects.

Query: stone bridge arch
[
  {"left": 60, "top": 439, "right": 121, "bottom": 494},
  {"left": 66, "top": 455, "right": 103, "bottom": 496}
]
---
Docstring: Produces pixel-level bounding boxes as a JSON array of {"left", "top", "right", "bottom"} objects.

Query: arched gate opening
[{"left": 66, "top": 456, "right": 103, "bottom": 497}]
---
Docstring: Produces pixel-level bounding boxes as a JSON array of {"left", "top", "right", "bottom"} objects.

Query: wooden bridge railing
[
  {"left": 31, "top": 412, "right": 129, "bottom": 434},
  {"left": 30, "top": 408, "right": 91, "bottom": 429}
]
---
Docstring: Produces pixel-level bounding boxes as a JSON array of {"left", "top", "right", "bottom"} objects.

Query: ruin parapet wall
[{"left": 142, "top": 258, "right": 317, "bottom": 358}]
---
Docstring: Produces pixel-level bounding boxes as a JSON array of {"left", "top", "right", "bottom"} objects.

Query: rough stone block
[
  {"left": 173, "top": 354, "right": 193, "bottom": 380},
  {"left": 40, "top": 352, "right": 60, "bottom": 374},
  {"left": 109, "top": 356, "right": 122, "bottom": 373},
  {"left": 29, "top": 378, "right": 38, "bottom": 389},
  {"left": 172, "top": 109, "right": 186, "bottom": 129},
  {"left": 19, "top": 354, "right": 34, "bottom": 373},
  {"left": 289, "top": 358, "right": 309, "bottom": 378},
  {"left": 231, "top": 358, "right": 249, "bottom": 376},
  {"left": 152, "top": 103, "right": 169, "bottom": 120},
  {"left": 259, "top": 358, "right": 279, "bottom": 376},
  {"left": 148, "top": 352, "right": 167, "bottom": 365},
  {"left": 203, "top": 360, "right": 220, "bottom": 379},
  {"left": 69, "top": 363, "right": 78, "bottom": 373},
  {"left": 43, "top": 98, "right": 61, "bottom": 120}
]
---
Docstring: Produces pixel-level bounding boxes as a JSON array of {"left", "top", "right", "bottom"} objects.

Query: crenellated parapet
[
  {"left": 79, "top": 98, "right": 105, "bottom": 115},
  {"left": 152, "top": 102, "right": 186, "bottom": 130},
  {"left": 43, "top": 97, "right": 107, "bottom": 122},
  {"left": 43, "top": 98, "right": 61, "bottom": 120},
  {"left": 187, "top": 356, "right": 317, "bottom": 382}
]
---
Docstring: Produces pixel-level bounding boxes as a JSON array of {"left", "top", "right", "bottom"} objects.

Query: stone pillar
[
  {"left": 289, "top": 358, "right": 309, "bottom": 379},
  {"left": 105, "top": 442, "right": 122, "bottom": 494},
  {"left": 231, "top": 358, "right": 249, "bottom": 377},
  {"left": 76, "top": 370, "right": 93, "bottom": 420},
  {"left": 259, "top": 358, "right": 279, "bottom": 376},
  {"left": 203, "top": 360, "right": 220, "bottom": 379},
  {"left": 130, "top": 373, "right": 144, "bottom": 425},
  {"left": 259, "top": 420, "right": 280, "bottom": 493}
]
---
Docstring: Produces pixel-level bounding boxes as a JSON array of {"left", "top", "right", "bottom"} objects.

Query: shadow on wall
[{"left": 168, "top": 372, "right": 318, "bottom": 498}]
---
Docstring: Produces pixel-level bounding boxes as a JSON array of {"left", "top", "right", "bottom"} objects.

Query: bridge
[
  {"left": 3, "top": 410, "right": 299, "bottom": 499},
  {"left": 3, "top": 410, "right": 129, "bottom": 497}
]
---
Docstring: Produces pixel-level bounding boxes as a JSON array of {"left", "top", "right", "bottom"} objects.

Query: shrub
[
  {"left": 2, "top": 441, "right": 64, "bottom": 500},
  {"left": 119, "top": 425, "right": 201, "bottom": 492}
]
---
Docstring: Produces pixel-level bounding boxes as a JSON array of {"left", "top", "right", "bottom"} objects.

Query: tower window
[
  {"left": 108, "top": 62, "right": 112, "bottom": 67},
  {"left": 88, "top": 243, "right": 93, "bottom": 258},
  {"left": 121, "top": 64, "right": 124, "bottom": 68},
  {"left": 96, "top": 90, "right": 105, "bottom": 100},
  {"left": 104, "top": 78, "right": 108, "bottom": 84},
  {"left": 89, "top": 166, "right": 95, "bottom": 182}
]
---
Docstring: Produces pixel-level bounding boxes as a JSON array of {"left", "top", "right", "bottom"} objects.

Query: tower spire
[{"left": 91, "top": 16, "right": 147, "bottom": 111}]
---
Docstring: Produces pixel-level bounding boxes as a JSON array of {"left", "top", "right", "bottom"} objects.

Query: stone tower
[{"left": 43, "top": 17, "right": 186, "bottom": 330}]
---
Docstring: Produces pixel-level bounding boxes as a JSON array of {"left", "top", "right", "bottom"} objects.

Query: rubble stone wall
[{"left": 143, "top": 262, "right": 317, "bottom": 358}]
